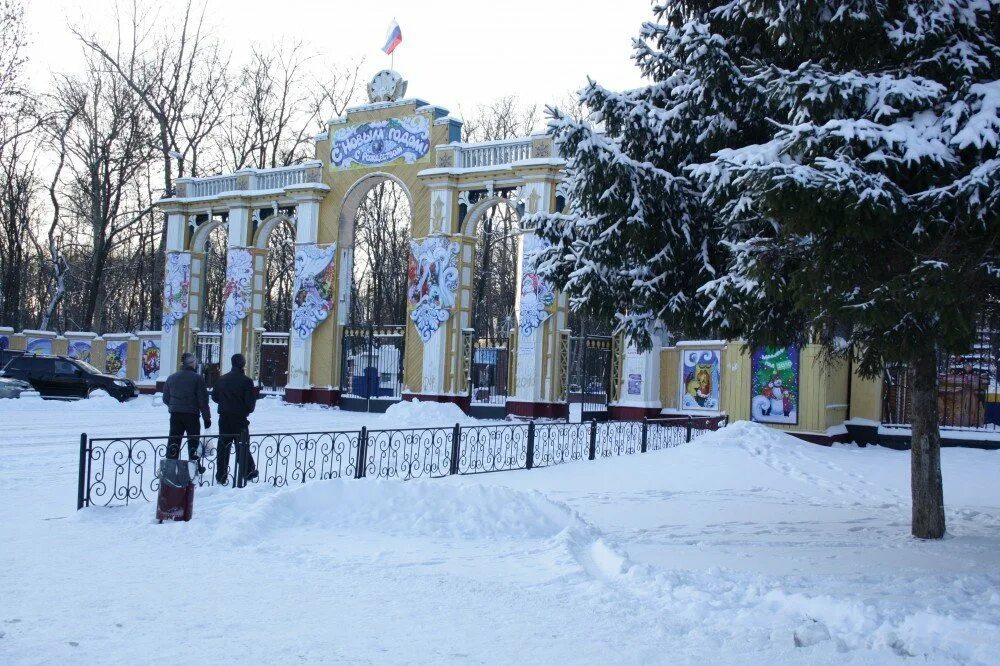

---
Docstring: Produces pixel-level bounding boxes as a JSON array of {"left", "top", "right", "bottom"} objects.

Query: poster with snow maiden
[
  {"left": 0, "top": 334, "right": 8, "bottom": 351},
  {"left": 141, "top": 339, "right": 160, "bottom": 382},
  {"left": 68, "top": 340, "right": 92, "bottom": 364},
  {"left": 105, "top": 341, "right": 128, "bottom": 379},
  {"left": 750, "top": 346, "right": 800, "bottom": 425},
  {"left": 680, "top": 349, "right": 721, "bottom": 412}
]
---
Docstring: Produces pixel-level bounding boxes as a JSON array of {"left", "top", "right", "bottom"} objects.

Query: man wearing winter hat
[
  {"left": 212, "top": 353, "right": 259, "bottom": 485},
  {"left": 162, "top": 351, "right": 211, "bottom": 474}
]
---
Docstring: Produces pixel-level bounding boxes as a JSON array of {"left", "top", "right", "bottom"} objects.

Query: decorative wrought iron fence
[
  {"left": 882, "top": 313, "right": 1000, "bottom": 432},
  {"left": 77, "top": 415, "right": 729, "bottom": 510}
]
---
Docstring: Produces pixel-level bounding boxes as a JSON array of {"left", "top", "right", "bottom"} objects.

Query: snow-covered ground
[{"left": 2, "top": 396, "right": 999, "bottom": 664}]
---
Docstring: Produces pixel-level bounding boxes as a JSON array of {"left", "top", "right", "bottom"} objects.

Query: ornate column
[
  {"left": 159, "top": 206, "right": 190, "bottom": 387},
  {"left": 401, "top": 175, "right": 467, "bottom": 407},
  {"left": 507, "top": 171, "right": 568, "bottom": 418},
  {"left": 285, "top": 190, "right": 335, "bottom": 404},
  {"left": 609, "top": 334, "right": 664, "bottom": 420}
]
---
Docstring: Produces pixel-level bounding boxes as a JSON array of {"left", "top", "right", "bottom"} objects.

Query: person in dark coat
[
  {"left": 162, "top": 351, "right": 211, "bottom": 473},
  {"left": 212, "top": 353, "right": 259, "bottom": 484}
]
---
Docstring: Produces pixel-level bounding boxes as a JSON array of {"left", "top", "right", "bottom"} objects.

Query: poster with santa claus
[{"left": 750, "top": 346, "right": 800, "bottom": 425}]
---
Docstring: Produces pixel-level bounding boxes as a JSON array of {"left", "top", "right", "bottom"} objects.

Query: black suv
[{"left": 0, "top": 354, "right": 139, "bottom": 402}]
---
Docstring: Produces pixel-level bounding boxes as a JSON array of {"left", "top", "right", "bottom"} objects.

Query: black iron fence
[
  {"left": 77, "top": 415, "right": 728, "bottom": 509},
  {"left": 882, "top": 313, "right": 999, "bottom": 431}
]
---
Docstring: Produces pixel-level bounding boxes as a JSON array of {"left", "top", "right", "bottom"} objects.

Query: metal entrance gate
[
  {"left": 194, "top": 332, "right": 222, "bottom": 388},
  {"left": 253, "top": 331, "right": 289, "bottom": 395},
  {"left": 340, "top": 324, "right": 405, "bottom": 413},
  {"left": 569, "top": 335, "right": 613, "bottom": 422},
  {"left": 465, "top": 332, "right": 511, "bottom": 419}
]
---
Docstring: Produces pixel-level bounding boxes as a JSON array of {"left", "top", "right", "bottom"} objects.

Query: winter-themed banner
[
  {"left": 105, "top": 341, "right": 128, "bottom": 379},
  {"left": 680, "top": 349, "right": 721, "bottom": 411},
  {"left": 291, "top": 243, "right": 337, "bottom": 339},
  {"left": 751, "top": 346, "right": 800, "bottom": 425},
  {"left": 330, "top": 115, "right": 430, "bottom": 169},
  {"left": 222, "top": 248, "right": 254, "bottom": 332},
  {"left": 162, "top": 252, "right": 192, "bottom": 332},
  {"left": 0, "top": 335, "right": 8, "bottom": 351},
  {"left": 67, "top": 340, "right": 92, "bottom": 364},
  {"left": 26, "top": 338, "right": 52, "bottom": 355},
  {"left": 518, "top": 234, "right": 555, "bottom": 337},
  {"left": 140, "top": 339, "right": 161, "bottom": 382},
  {"left": 407, "top": 237, "right": 460, "bottom": 343}
]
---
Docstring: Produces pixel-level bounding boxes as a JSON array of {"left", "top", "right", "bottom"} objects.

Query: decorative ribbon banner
[
  {"left": 518, "top": 234, "right": 555, "bottom": 337},
  {"left": 222, "top": 248, "right": 254, "bottom": 332},
  {"left": 292, "top": 243, "right": 338, "bottom": 339},
  {"left": 407, "top": 237, "right": 460, "bottom": 343},
  {"left": 162, "top": 252, "right": 192, "bottom": 333}
]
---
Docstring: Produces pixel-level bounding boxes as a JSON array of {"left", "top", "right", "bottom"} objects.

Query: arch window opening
[
  {"left": 349, "top": 180, "right": 411, "bottom": 327},
  {"left": 195, "top": 220, "right": 228, "bottom": 387},
  {"left": 340, "top": 178, "right": 410, "bottom": 410},
  {"left": 258, "top": 215, "right": 296, "bottom": 392},
  {"left": 261, "top": 217, "right": 296, "bottom": 332},
  {"left": 468, "top": 198, "right": 520, "bottom": 408},
  {"left": 200, "top": 223, "right": 229, "bottom": 334}
]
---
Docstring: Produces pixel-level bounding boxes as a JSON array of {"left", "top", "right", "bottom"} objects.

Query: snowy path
[{"left": 2, "top": 397, "right": 999, "bottom": 663}]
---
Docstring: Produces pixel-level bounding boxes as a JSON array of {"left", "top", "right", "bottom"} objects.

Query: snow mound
[
  {"left": 690, "top": 418, "right": 806, "bottom": 450},
  {"left": 216, "top": 479, "right": 581, "bottom": 542},
  {"left": 378, "top": 398, "right": 473, "bottom": 427}
]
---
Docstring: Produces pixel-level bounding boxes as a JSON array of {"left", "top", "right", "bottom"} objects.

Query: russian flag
[{"left": 382, "top": 20, "right": 402, "bottom": 55}]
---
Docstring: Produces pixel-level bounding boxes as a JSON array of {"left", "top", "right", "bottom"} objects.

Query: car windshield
[{"left": 73, "top": 359, "right": 103, "bottom": 375}]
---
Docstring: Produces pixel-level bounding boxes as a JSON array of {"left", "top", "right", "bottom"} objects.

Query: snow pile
[
  {"left": 377, "top": 398, "right": 477, "bottom": 427},
  {"left": 212, "top": 479, "right": 580, "bottom": 542}
]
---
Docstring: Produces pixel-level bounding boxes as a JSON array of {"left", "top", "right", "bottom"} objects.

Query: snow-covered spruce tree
[
  {"left": 693, "top": 1, "right": 999, "bottom": 540},
  {"left": 526, "top": 3, "right": 771, "bottom": 340},
  {"left": 531, "top": 1, "right": 999, "bottom": 540}
]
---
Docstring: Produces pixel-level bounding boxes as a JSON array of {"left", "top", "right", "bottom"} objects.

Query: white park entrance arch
[{"left": 156, "top": 70, "right": 664, "bottom": 420}]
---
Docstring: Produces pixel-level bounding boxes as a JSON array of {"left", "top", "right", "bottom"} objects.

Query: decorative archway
[{"left": 333, "top": 173, "right": 414, "bottom": 411}]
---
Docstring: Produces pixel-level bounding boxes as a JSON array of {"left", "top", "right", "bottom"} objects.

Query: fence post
[
  {"left": 77, "top": 433, "right": 88, "bottom": 510},
  {"left": 526, "top": 421, "right": 535, "bottom": 470},
  {"left": 588, "top": 420, "right": 597, "bottom": 460},
  {"left": 237, "top": 431, "right": 251, "bottom": 488},
  {"left": 450, "top": 423, "right": 461, "bottom": 475},
  {"left": 356, "top": 427, "right": 368, "bottom": 479},
  {"left": 640, "top": 419, "right": 648, "bottom": 453},
  {"left": 685, "top": 417, "right": 693, "bottom": 443}
]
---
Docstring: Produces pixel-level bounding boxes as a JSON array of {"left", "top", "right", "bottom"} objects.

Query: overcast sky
[{"left": 22, "top": 0, "right": 652, "bottom": 122}]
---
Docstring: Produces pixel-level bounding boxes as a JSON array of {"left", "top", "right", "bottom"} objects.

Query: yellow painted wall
[
  {"left": 306, "top": 101, "right": 453, "bottom": 391},
  {"left": 127, "top": 338, "right": 140, "bottom": 381},
  {"left": 850, "top": 369, "right": 883, "bottom": 422},
  {"left": 659, "top": 348, "right": 680, "bottom": 409},
  {"left": 92, "top": 339, "right": 106, "bottom": 371},
  {"left": 52, "top": 337, "right": 68, "bottom": 356}
]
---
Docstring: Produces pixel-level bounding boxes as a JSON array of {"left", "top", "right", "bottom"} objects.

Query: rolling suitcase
[{"left": 156, "top": 458, "right": 197, "bottom": 522}]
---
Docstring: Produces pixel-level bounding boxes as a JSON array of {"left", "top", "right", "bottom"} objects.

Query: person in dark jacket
[
  {"left": 212, "top": 353, "right": 258, "bottom": 484},
  {"left": 163, "top": 352, "right": 211, "bottom": 473}
]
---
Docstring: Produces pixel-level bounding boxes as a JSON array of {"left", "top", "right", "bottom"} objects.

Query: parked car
[
  {"left": 0, "top": 376, "right": 32, "bottom": 399},
  {"left": 0, "top": 354, "right": 138, "bottom": 402},
  {"left": 0, "top": 348, "right": 24, "bottom": 369}
]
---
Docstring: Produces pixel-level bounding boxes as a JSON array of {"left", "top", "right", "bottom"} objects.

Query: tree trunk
[{"left": 910, "top": 348, "right": 946, "bottom": 539}]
